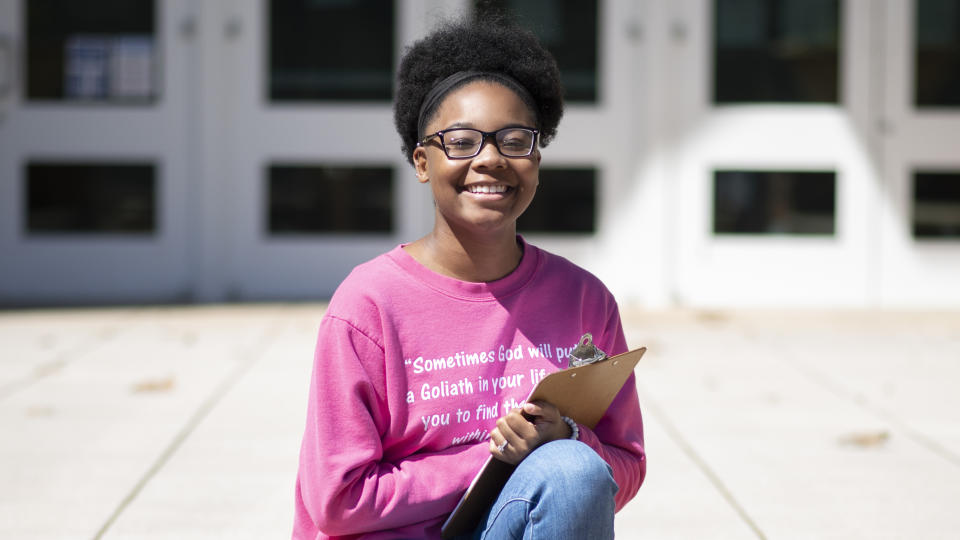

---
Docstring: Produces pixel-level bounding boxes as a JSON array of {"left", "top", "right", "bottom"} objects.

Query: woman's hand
[{"left": 489, "top": 401, "right": 573, "bottom": 465}]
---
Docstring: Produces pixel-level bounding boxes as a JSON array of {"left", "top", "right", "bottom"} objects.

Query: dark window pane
[
  {"left": 518, "top": 167, "right": 595, "bottom": 233},
  {"left": 914, "top": 171, "right": 960, "bottom": 238},
  {"left": 916, "top": 0, "right": 960, "bottom": 107},
  {"left": 714, "top": 0, "right": 840, "bottom": 103},
  {"left": 26, "top": 0, "right": 156, "bottom": 102},
  {"left": 714, "top": 170, "right": 835, "bottom": 235},
  {"left": 269, "top": 0, "right": 394, "bottom": 101},
  {"left": 476, "top": 0, "right": 598, "bottom": 102},
  {"left": 268, "top": 165, "right": 393, "bottom": 233},
  {"left": 27, "top": 163, "right": 156, "bottom": 233}
]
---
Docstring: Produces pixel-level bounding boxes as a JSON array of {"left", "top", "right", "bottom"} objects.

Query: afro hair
[{"left": 393, "top": 15, "right": 564, "bottom": 165}]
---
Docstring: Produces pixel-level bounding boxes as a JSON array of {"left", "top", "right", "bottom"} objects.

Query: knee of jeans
[{"left": 527, "top": 439, "right": 616, "bottom": 495}]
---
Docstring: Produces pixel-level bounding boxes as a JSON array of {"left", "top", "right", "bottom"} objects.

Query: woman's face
[{"left": 413, "top": 81, "right": 540, "bottom": 236}]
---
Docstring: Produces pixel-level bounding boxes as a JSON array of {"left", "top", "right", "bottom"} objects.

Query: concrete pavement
[{"left": 1, "top": 305, "right": 958, "bottom": 539}]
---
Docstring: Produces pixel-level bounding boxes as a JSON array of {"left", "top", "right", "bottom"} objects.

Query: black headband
[{"left": 416, "top": 71, "right": 537, "bottom": 139}]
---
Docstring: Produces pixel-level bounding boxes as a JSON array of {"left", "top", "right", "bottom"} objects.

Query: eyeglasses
[{"left": 418, "top": 127, "right": 539, "bottom": 159}]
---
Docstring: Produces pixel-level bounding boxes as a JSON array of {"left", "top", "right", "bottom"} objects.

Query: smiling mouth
[{"left": 464, "top": 185, "right": 512, "bottom": 194}]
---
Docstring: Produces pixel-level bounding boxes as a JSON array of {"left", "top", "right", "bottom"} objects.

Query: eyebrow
[{"left": 440, "top": 122, "right": 534, "bottom": 131}]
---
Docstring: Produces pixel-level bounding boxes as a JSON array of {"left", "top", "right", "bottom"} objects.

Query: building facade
[{"left": 0, "top": 0, "right": 958, "bottom": 307}]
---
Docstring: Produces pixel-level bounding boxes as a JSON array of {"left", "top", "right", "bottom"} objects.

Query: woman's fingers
[
  {"left": 489, "top": 425, "right": 524, "bottom": 464},
  {"left": 523, "top": 400, "right": 570, "bottom": 440},
  {"left": 488, "top": 429, "right": 509, "bottom": 461},
  {"left": 523, "top": 400, "right": 560, "bottom": 422},
  {"left": 499, "top": 410, "right": 536, "bottom": 450},
  {"left": 490, "top": 408, "right": 538, "bottom": 463},
  {"left": 489, "top": 402, "right": 572, "bottom": 463}
]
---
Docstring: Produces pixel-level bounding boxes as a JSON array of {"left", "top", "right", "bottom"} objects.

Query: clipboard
[{"left": 440, "top": 346, "right": 646, "bottom": 539}]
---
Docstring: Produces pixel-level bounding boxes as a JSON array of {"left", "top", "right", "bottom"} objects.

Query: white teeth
[{"left": 467, "top": 185, "right": 508, "bottom": 194}]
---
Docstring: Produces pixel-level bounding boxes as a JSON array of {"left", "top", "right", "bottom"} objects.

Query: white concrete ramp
[{"left": 1, "top": 306, "right": 958, "bottom": 539}]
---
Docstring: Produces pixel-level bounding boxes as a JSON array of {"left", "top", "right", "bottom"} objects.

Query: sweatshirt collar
[{"left": 387, "top": 235, "right": 541, "bottom": 300}]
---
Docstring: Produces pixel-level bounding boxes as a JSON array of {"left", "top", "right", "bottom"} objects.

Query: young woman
[{"left": 293, "top": 17, "right": 645, "bottom": 540}]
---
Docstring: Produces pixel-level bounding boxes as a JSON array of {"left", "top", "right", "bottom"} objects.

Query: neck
[{"left": 408, "top": 222, "right": 523, "bottom": 283}]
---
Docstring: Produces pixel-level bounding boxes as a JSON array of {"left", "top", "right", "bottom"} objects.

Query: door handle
[
  {"left": 225, "top": 16, "right": 242, "bottom": 40},
  {"left": 0, "top": 35, "right": 13, "bottom": 101}
]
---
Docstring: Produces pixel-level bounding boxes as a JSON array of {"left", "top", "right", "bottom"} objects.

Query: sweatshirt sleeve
[
  {"left": 294, "top": 316, "right": 489, "bottom": 537},
  {"left": 576, "top": 303, "right": 646, "bottom": 512}
]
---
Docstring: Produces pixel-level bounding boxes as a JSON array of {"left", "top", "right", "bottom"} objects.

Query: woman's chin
[{"left": 444, "top": 210, "right": 519, "bottom": 236}]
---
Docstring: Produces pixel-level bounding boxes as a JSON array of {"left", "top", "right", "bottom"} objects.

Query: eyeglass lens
[{"left": 441, "top": 128, "right": 535, "bottom": 158}]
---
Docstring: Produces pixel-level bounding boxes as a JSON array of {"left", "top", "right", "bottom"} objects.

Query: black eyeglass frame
[{"left": 418, "top": 127, "right": 540, "bottom": 159}]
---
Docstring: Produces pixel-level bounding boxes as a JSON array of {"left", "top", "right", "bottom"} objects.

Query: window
[
  {"left": 518, "top": 167, "right": 596, "bottom": 234},
  {"left": 269, "top": 0, "right": 394, "bottom": 101},
  {"left": 475, "top": 0, "right": 599, "bottom": 103},
  {"left": 714, "top": 0, "right": 841, "bottom": 103},
  {"left": 268, "top": 165, "right": 393, "bottom": 233},
  {"left": 26, "top": 0, "right": 156, "bottom": 102},
  {"left": 913, "top": 171, "right": 960, "bottom": 238},
  {"left": 713, "top": 170, "right": 836, "bottom": 235},
  {"left": 26, "top": 162, "right": 156, "bottom": 233},
  {"left": 915, "top": 0, "right": 960, "bottom": 107}
]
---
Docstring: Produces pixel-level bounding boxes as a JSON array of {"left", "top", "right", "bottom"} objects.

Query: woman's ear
[{"left": 413, "top": 146, "right": 430, "bottom": 184}]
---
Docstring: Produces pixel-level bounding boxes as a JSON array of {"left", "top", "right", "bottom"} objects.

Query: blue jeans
[{"left": 463, "top": 439, "right": 618, "bottom": 540}]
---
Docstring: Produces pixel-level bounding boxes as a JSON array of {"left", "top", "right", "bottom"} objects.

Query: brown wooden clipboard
[{"left": 440, "top": 346, "right": 646, "bottom": 539}]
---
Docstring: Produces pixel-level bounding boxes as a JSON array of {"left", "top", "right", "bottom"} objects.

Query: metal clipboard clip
[{"left": 567, "top": 333, "right": 607, "bottom": 368}]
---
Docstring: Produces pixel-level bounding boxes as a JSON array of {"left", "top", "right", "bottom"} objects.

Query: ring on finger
[{"left": 496, "top": 440, "right": 508, "bottom": 453}]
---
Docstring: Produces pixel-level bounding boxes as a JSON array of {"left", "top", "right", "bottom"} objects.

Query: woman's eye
[
  {"left": 448, "top": 138, "right": 477, "bottom": 148},
  {"left": 501, "top": 138, "right": 526, "bottom": 149}
]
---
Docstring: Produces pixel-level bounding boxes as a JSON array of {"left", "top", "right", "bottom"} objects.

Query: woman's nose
[{"left": 471, "top": 136, "right": 506, "bottom": 167}]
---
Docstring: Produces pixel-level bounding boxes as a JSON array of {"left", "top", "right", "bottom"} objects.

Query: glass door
[
  {"left": 216, "top": 0, "right": 431, "bottom": 300},
  {"left": 665, "top": 0, "right": 880, "bottom": 307},
  {"left": 878, "top": 0, "right": 960, "bottom": 306},
  {"left": 218, "top": 0, "right": 630, "bottom": 301},
  {"left": 0, "top": 0, "right": 198, "bottom": 304}
]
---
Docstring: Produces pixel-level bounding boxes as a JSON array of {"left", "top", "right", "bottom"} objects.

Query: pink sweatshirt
[{"left": 293, "top": 238, "right": 645, "bottom": 539}]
